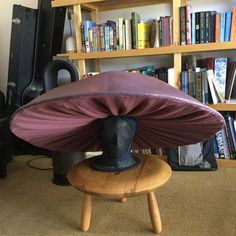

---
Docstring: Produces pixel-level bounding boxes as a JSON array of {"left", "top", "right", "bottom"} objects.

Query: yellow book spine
[{"left": 137, "top": 22, "right": 149, "bottom": 49}]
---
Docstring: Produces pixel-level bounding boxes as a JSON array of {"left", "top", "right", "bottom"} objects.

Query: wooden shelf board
[
  {"left": 176, "top": 41, "right": 236, "bottom": 54},
  {"left": 217, "top": 159, "right": 236, "bottom": 168},
  {"left": 207, "top": 103, "right": 236, "bottom": 111},
  {"left": 64, "top": 47, "right": 176, "bottom": 59},
  {"left": 57, "top": 42, "right": 236, "bottom": 60},
  {"left": 51, "top": 0, "right": 171, "bottom": 9}
]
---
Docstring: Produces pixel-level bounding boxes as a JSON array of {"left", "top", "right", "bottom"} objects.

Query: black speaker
[{"left": 6, "top": 5, "right": 37, "bottom": 112}]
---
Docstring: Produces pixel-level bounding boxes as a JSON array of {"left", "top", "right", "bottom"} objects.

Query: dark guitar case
[
  {"left": 22, "top": 0, "right": 66, "bottom": 105},
  {"left": 6, "top": 5, "right": 37, "bottom": 113},
  {"left": 6, "top": 1, "right": 66, "bottom": 157}
]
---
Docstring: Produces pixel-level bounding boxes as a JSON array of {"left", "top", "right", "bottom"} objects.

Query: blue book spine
[
  {"left": 224, "top": 12, "right": 232, "bottom": 41},
  {"left": 220, "top": 12, "right": 226, "bottom": 42},
  {"left": 82, "top": 20, "right": 96, "bottom": 52},
  {"left": 181, "top": 71, "right": 188, "bottom": 93},
  {"left": 104, "top": 24, "right": 110, "bottom": 51},
  {"left": 191, "top": 13, "right": 196, "bottom": 44}
]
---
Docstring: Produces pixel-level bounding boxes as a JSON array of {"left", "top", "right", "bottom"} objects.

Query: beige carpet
[{"left": 0, "top": 155, "right": 236, "bottom": 236}]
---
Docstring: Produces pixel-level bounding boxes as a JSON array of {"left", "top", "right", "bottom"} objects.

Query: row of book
[
  {"left": 181, "top": 57, "right": 236, "bottom": 104},
  {"left": 214, "top": 112, "right": 236, "bottom": 159},
  {"left": 80, "top": 13, "right": 173, "bottom": 53},
  {"left": 180, "top": 4, "right": 236, "bottom": 45}
]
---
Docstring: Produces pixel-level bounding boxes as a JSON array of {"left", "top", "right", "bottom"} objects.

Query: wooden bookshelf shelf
[
  {"left": 217, "top": 159, "right": 236, "bottom": 168},
  {"left": 57, "top": 42, "right": 236, "bottom": 60},
  {"left": 177, "top": 41, "right": 236, "bottom": 54},
  {"left": 208, "top": 103, "right": 236, "bottom": 111},
  {"left": 52, "top": 0, "right": 172, "bottom": 10}
]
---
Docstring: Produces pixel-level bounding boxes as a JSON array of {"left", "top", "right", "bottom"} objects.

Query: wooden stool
[{"left": 67, "top": 154, "right": 172, "bottom": 234}]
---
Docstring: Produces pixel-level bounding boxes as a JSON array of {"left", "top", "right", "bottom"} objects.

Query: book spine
[
  {"left": 205, "top": 11, "right": 210, "bottom": 43},
  {"left": 131, "top": 12, "right": 140, "bottom": 49},
  {"left": 125, "top": 19, "right": 132, "bottom": 50},
  {"left": 80, "top": 24, "right": 86, "bottom": 53},
  {"left": 195, "top": 71, "right": 202, "bottom": 102},
  {"left": 164, "top": 16, "right": 169, "bottom": 46},
  {"left": 137, "top": 22, "right": 149, "bottom": 49},
  {"left": 104, "top": 24, "right": 110, "bottom": 51},
  {"left": 191, "top": 13, "right": 196, "bottom": 44},
  {"left": 230, "top": 8, "right": 236, "bottom": 41},
  {"left": 195, "top": 12, "right": 200, "bottom": 44},
  {"left": 188, "top": 69, "right": 195, "bottom": 97},
  {"left": 118, "top": 18, "right": 124, "bottom": 50},
  {"left": 186, "top": 4, "right": 192, "bottom": 45},
  {"left": 206, "top": 70, "right": 219, "bottom": 104},
  {"left": 220, "top": 12, "right": 226, "bottom": 42},
  {"left": 209, "top": 11, "right": 216, "bottom": 42},
  {"left": 215, "top": 130, "right": 226, "bottom": 159},
  {"left": 215, "top": 12, "right": 221, "bottom": 42},
  {"left": 181, "top": 71, "right": 188, "bottom": 93},
  {"left": 226, "top": 112, "right": 236, "bottom": 151},
  {"left": 200, "top": 11, "right": 206, "bottom": 43},
  {"left": 99, "top": 24, "right": 105, "bottom": 51},
  {"left": 224, "top": 12, "right": 232, "bottom": 42},
  {"left": 180, "top": 6, "right": 186, "bottom": 45},
  {"left": 214, "top": 57, "right": 228, "bottom": 99}
]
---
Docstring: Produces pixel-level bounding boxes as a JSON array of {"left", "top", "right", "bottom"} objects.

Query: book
[
  {"left": 215, "top": 12, "right": 221, "bottom": 42},
  {"left": 137, "top": 21, "right": 149, "bottom": 49},
  {"left": 131, "top": 12, "right": 140, "bottom": 49},
  {"left": 224, "top": 12, "right": 232, "bottom": 41},
  {"left": 191, "top": 12, "right": 196, "bottom": 44},
  {"left": 118, "top": 18, "right": 125, "bottom": 50},
  {"left": 188, "top": 69, "right": 195, "bottom": 97},
  {"left": 230, "top": 8, "right": 236, "bottom": 41},
  {"left": 205, "top": 11, "right": 211, "bottom": 43},
  {"left": 215, "top": 129, "right": 227, "bottom": 159},
  {"left": 206, "top": 70, "right": 220, "bottom": 104},
  {"left": 199, "top": 11, "right": 206, "bottom": 43},
  {"left": 124, "top": 19, "right": 132, "bottom": 50},
  {"left": 81, "top": 20, "right": 96, "bottom": 53},
  {"left": 195, "top": 71, "right": 202, "bottom": 102},
  {"left": 214, "top": 57, "right": 228, "bottom": 99},
  {"left": 225, "top": 62, "right": 236, "bottom": 101},
  {"left": 185, "top": 3, "right": 192, "bottom": 45},
  {"left": 223, "top": 112, "right": 236, "bottom": 158},
  {"left": 149, "top": 19, "right": 160, "bottom": 48},
  {"left": 107, "top": 20, "right": 117, "bottom": 50},
  {"left": 220, "top": 12, "right": 226, "bottom": 42},
  {"left": 181, "top": 71, "right": 188, "bottom": 93},
  {"left": 98, "top": 24, "right": 105, "bottom": 51},
  {"left": 167, "top": 67, "right": 180, "bottom": 89},
  {"left": 209, "top": 11, "right": 216, "bottom": 42},
  {"left": 180, "top": 6, "right": 186, "bottom": 45},
  {"left": 195, "top": 12, "right": 200, "bottom": 44}
]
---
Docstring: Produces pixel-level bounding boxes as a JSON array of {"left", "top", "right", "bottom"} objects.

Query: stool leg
[
  {"left": 120, "top": 197, "right": 127, "bottom": 203},
  {"left": 81, "top": 194, "right": 92, "bottom": 232},
  {"left": 147, "top": 192, "right": 162, "bottom": 234}
]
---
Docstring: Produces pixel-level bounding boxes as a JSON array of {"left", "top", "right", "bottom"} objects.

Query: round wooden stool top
[{"left": 67, "top": 154, "right": 172, "bottom": 199}]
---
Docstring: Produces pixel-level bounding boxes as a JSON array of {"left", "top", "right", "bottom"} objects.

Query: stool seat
[
  {"left": 68, "top": 154, "right": 172, "bottom": 198},
  {"left": 67, "top": 154, "right": 172, "bottom": 233}
]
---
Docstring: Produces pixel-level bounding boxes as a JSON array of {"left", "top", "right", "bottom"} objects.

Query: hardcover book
[
  {"left": 131, "top": 12, "right": 140, "bottom": 49},
  {"left": 214, "top": 57, "right": 228, "bottom": 99}
]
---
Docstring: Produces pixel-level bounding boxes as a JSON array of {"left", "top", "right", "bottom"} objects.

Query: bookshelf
[{"left": 51, "top": 0, "right": 236, "bottom": 165}]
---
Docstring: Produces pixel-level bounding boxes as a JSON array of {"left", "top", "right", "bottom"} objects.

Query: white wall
[{"left": 0, "top": 0, "right": 38, "bottom": 96}]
